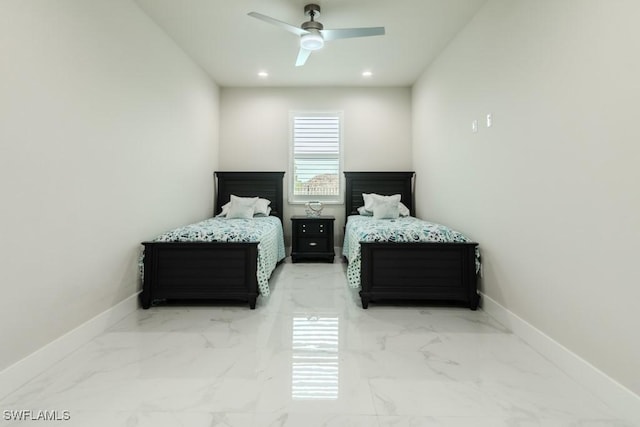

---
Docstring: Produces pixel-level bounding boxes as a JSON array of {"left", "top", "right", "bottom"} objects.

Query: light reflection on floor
[{"left": 291, "top": 315, "right": 339, "bottom": 400}]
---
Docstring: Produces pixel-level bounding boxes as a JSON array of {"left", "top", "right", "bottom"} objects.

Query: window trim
[{"left": 288, "top": 111, "right": 344, "bottom": 205}]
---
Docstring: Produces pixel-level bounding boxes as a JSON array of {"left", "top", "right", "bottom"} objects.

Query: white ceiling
[{"left": 133, "top": 0, "right": 487, "bottom": 87}]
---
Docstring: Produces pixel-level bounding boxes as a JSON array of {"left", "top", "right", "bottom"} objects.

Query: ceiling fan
[{"left": 248, "top": 3, "right": 385, "bottom": 67}]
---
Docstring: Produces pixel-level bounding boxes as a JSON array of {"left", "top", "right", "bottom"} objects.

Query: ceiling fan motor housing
[
  {"left": 304, "top": 4, "right": 321, "bottom": 19},
  {"left": 302, "top": 4, "right": 323, "bottom": 31},
  {"left": 302, "top": 20, "right": 323, "bottom": 31}
]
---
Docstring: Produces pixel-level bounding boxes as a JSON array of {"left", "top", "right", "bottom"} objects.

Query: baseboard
[
  {"left": 480, "top": 292, "right": 640, "bottom": 421},
  {"left": 0, "top": 293, "right": 139, "bottom": 401}
]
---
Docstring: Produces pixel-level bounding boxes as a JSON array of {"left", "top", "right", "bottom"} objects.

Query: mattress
[{"left": 342, "top": 215, "right": 480, "bottom": 289}]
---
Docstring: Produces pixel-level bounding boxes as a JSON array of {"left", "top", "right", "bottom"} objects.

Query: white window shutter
[{"left": 292, "top": 114, "right": 341, "bottom": 201}]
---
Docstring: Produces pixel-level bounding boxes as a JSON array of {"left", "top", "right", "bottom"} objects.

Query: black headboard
[
  {"left": 344, "top": 171, "right": 415, "bottom": 217},
  {"left": 214, "top": 171, "right": 285, "bottom": 222}
]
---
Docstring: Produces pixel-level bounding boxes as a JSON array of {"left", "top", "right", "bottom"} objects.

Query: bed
[
  {"left": 343, "top": 171, "right": 480, "bottom": 310},
  {"left": 140, "top": 171, "right": 286, "bottom": 310}
]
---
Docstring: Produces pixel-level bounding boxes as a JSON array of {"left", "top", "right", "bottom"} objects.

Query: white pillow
[
  {"left": 398, "top": 202, "right": 410, "bottom": 217},
  {"left": 218, "top": 196, "right": 271, "bottom": 217},
  {"left": 217, "top": 202, "right": 231, "bottom": 217},
  {"left": 226, "top": 196, "right": 258, "bottom": 219},
  {"left": 357, "top": 206, "right": 373, "bottom": 216},
  {"left": 253, "top": 206, "right": 272, "bottom": 217},
  {"left": 363, "top": 193, "right": 401, "bottom": 212},
  {"left": 373, "top": 200, "right": 400, "bottom": 219},
  {"left": 254, "top": 198, "right": 271, "bottom": 216},
  {"left": 362, "top": 193, "right": 410, "bottom": 217}
]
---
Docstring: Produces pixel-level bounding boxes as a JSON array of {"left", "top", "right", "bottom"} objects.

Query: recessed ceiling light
[
  {"left": 362, "top": 71, "right": 373, "bottom": 77},
  {"left": 258, "top": 71, "right": 269, "bottom": 78}
]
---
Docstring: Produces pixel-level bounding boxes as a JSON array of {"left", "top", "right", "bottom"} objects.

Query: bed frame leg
[
  {"left": 249, "top": 297, "right": 257, "bottom": 310},
  {"left": 360, "top": 292, "right": 369, "bottom": 309},
  {"left": 470, "top": 293, "right": 480, "bottom": 311},
  {"left": 140, "top": 292, "right": 151, "bottom": 310}
]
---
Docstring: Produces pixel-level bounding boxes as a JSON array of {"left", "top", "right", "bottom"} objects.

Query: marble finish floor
[{"left": 1, "top": 260, "right": 637, "bottom": 426}]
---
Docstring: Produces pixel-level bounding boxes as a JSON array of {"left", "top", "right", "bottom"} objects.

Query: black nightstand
[{"left": 291, "top": 215, "right": 335, "bottom": 263}]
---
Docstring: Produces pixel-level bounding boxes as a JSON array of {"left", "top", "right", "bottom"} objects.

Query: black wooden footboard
[
  {"left": 359, "top": 242, "right": 479, "bottom": 310},
  {"left": 141, "top": 242, "right": 259, "bottom": 309}
]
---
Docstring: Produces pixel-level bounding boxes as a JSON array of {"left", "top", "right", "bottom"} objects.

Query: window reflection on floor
[{"left": 291, "top": 315, "right": 339, "bottom": 400}]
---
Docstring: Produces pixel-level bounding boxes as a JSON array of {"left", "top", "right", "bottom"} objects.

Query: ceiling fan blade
[
  {"left": 295, "top": 48, "right": 312, "bottom": 67},
  {"left": 320, "top": 27, "right": 385, "bottom": 41},
  {"left": 248, "top": 12, "right": 309, "bottom": 36}
]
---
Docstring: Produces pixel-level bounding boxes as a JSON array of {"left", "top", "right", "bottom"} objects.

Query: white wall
[
  {"left": 0, "top": 0, "right": 219, "bottom": 371},
  {"left": 220, "top": 87, "right": 412, "bottom": 241},
  {"left": 412, "top": 0, "right": 640, "bottom": 395}
]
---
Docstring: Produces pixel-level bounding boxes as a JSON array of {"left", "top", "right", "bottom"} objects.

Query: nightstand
[{"left": 291, "top": 215, "right": 335, "bottom": 263}]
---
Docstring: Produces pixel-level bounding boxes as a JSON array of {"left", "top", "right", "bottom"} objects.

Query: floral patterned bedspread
[
  {"left": 146, "top": 216, "right": 285, "bottom": 296},
  {"left": 342, "top": 215, "right": 480, "bottom": 289}
]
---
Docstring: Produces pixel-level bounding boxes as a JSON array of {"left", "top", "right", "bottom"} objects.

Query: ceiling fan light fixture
[{"left": 300, "top": 32, "right": 324, "bottom": 51}]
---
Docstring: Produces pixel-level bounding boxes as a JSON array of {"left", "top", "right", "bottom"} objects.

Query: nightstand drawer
[
  {"left": 296, "top": 237, "right": 329, "bottom": 253},
  {"left": 297, "top": 222, "right": 328, "bottom": 235}
]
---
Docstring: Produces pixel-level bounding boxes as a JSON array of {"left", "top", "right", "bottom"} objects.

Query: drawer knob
[{"left": 309, "top": 242, "right": 317, "bottom": 247}]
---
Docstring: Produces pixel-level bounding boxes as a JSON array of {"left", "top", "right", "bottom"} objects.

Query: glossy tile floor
[{"left": 2, "top": 260, "right": 637, "bottom": 426}]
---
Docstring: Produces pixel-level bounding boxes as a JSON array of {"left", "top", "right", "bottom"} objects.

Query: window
[{"left": 289, "top": 112, "right": 343, "bottom": 204}]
